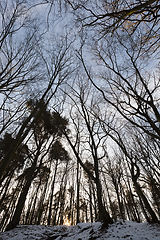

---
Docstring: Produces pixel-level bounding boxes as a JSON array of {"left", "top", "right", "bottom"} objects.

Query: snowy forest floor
[{"left": 0, "top": 220, "right": 160, "bottom": 240}]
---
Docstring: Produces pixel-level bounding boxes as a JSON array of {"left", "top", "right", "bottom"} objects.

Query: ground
[{"left": 0, "top": 220, "right": 160, "bottom": 240}]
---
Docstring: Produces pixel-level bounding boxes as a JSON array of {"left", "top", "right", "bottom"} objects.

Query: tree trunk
[
  {"left": 91, "top": 182, "right": 98, "bottom": 220},
  {"left": 96, "top": 180, "right": 113, "bottom": 225},
  {"left": 89, "top": 181, "right": 93, "bottom": 222},
  {"left": 127, "top": 181, "right": 141, "bottom": 222},
  {"left": 76, "top": 161, "right": 80, "bottom": 224},
  {"left": 27, "top": 180, "right": 42, "bottom": 224},
  {"left": 36, "top": 180, "right": 48, "bottom": 225},
  {"left": 131, "top": 162, "right": 159, "bottom": 223},
  {"left": 6, "top": 165, "right": 35, "bottom": 231},
  {"left": 0, "top": 173, "right": 14, "bottom": 208},
  {"left": 134, "top": 181, "right": 159, "bottom": 223},
  {"left": 47, "top": 159, "right": 58, "bottom": 225}
]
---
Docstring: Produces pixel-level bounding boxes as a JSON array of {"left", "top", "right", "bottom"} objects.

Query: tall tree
[
  {"left": 0, "top": 37, "right": 72, "bottom": 181},
  {"left": 5, "top": 100, "right": 69, "bottom": 230},
  {"left": 61, "top": 82, "right": 113, "bottom": 225},
  {"left": 47, "top": 140, "right": 70, "bottom": 225}
]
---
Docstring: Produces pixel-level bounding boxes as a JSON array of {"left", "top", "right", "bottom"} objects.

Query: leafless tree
[{"left": 60, "top": 79, "right": 113, "bottom": 225}]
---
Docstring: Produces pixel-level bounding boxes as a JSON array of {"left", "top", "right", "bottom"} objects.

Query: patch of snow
[{"left": 0, "top": 220, "right": 159, "bottom": 240}]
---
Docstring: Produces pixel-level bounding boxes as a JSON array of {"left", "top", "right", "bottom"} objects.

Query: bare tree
[
  {"left": 60, "top": 80, "right": 113, "bottom": 225},
  {"left": 0, "top": 36, "right": 73, "bottom": 181},
  {"left": 65, "top": 0, "right": 160, "bottom": 42}
]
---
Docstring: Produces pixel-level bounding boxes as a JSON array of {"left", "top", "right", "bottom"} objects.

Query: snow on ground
[{"left": 0, "top": 220, "right": 160, "bottom": 240}]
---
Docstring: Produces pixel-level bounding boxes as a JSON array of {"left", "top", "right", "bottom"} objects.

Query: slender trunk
[
  {"left": 115, "top": 186, "right": 124, "bottom": 220},
  {"left": 25, "top": 192, "right": 36, "bottom": 225},
  {"left": 27, "top": 180, "right": 42, "bottom": 224},
  {"left": 6, "top": 165, "right": 35, "bottom": 231},
  {"left": 131, "top": 162, "right": 159, "bottom": 223},
  {"left": 59, "top": 185, "right": 67, "bottom": 225},
  {"left": 68, "top": 185, "right": 74, "bottom": 225},
  {"left": 89, "top": 181, "right": 93, "bottom": 223},
  {"left": 53, "top": 171, "right": 67, "bottom": 225},
  {"left": 52, "top": 194, "right": 60, "bottom": 225},
  {"left": 134, "top": 181, "right": 159, "bottom": 223},
  {"left": 91, "top": 182, "right": 98, "bottom": 220},
  {"left": 36, "top": 180, "right": 48, "bottom": 225},
  {"left": 0, "top": 173, "right": 14, "bottom": 207},
  {"left": 124, "top": 163, "right": 141, "bottom": 222},
  {"left": 0, "top": 179, "right": 23, "bottom": 231},
  {"left": 47, "top": 159, "right": 58, "bottom": 225},
  {"left": 85, "top": 204, "right": 88, "bottom": 222},
  {"left": 76, "top": 161, "right": 80, "bottom": 224},
  {"left": 121, "top": 187, "right": 131, "bottom": 221},
  {"left": 127, "top": 182, "right": 141, "bottom": 222},
  {"left": 106, "top": 186, "right": 117, "bottom": 221},
  {"left": 42, "top": 199, "right": 49, "bottom": 224},
  {"left": 59, "top": 165, "right": 68, "bottom": 225}
]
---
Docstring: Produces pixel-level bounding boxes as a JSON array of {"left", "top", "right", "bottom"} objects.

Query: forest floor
[{"left": 0, "top": 220, "right": 160, "bottom": 240}]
